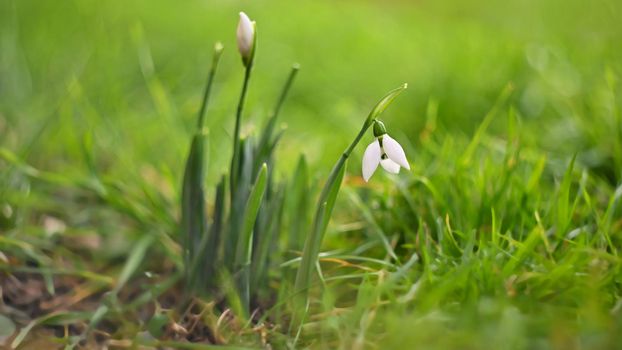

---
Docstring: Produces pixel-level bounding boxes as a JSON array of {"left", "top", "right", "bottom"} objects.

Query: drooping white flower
[
  {"left": 362, "top": 121, "right": 410, "bottom": 182},
  {"left": 236, "top": 12, "right": 256, "bottom": 67}
]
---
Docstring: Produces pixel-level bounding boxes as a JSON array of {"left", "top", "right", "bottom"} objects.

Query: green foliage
[
  {"left": 234, "top": 163, "right": 268, "bottom": 314},
  {"left": 181, "top": 132, "right": 209, "bottom": 292},
  {"left": 1, "top": 0, "right": 622, "bottom": 348},
  {"left": 176, "top": 33, "right": 300, "bottom": 322},
  {"left": 292, "top": 84, "right": 407, "bottom": 333}
]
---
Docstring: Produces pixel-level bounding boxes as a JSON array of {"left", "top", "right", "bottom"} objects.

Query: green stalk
[
  {"left": 291, "top": 83, "right": 408, "bottom": 332},
  {"left": 230, "top": 64, "right": 253, "bottom": 198},
  {"left": 197, "top": 43, "right": 224, "bottom": 130},
  {"left": 180, "top": 43, "right": 224, "bottom": 294}
]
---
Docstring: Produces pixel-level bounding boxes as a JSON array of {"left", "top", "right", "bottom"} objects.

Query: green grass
[{"left": 1, "top": 0, "right": 622, "bottom": 348}]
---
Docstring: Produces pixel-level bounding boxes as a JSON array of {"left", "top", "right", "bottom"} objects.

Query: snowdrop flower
[
  {"left": 236, "top": 12, "right": 256, "bottom": 67},
  {"left": 362, "top": 120, "right": 410, "bottom": 182}
]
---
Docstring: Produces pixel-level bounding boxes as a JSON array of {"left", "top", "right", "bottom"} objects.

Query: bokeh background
[
  {"left": 2, "top": 0, "right": 621, "bottom": 183},
  {"left": 2, "top": 0, "right": 622, "bottom": 348}
]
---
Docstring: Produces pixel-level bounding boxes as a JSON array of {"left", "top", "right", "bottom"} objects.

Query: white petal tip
[
  {"left": 383, "top": 134, "right": 410, "bottom": 170},
  {"left": 380, "top": 159, "right": 401, "bottom": 174}
]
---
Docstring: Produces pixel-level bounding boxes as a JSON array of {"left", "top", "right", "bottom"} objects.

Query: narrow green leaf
[
  {"left": 600, "top": 183, "right": 622, "bottom": 254},
  {"left": 290, "top": 202, "right": 326, "bottom": 334},
  {"left": 367, "top": 83, "right": 408, "bottom": 122},
  {"left": 225, "top": 137, "right": 254, "bottom": 271},
  {"left": 502, "top": 224, "right": 543, "bottom": 275},
  {"left": 556, "top": 154, "right": 576, "bottom": 238},
  {"left": 235, "top": 165, "right": 268, "bottom": 267},
  {"left": 88, "top": 304, "right": 110, "bottom": 331},
  {"left": 198, "top": 175, "right": 226, "bottom": 290},
  {"left": 347, "top": 189, "right": 398, "bottom": 261},
  {"left": 257, "top": 64, "right": 300, "bottom": 159},
  {"left": 11, "top": 320, "right": 36, "bottom": 349},
  {"left": 527, "top": 154, "right": 547, "bottom": 192},
  {"left": 141, "top": 339, "right": 259, "bottom": 350},
  {"left": 320, "top": 161, "right": 347, "bottom": 235},
  {"left": 287, "top": 155, "right": 310, "bottom": 252},
  {"left": 197, "top": 42, "right": 224, "bottom": 130},
  {"left": 251, "top": 183, "right": 286, "bottom": 289},
  {"left": 234, "top": 163, "right": 269, "bottom": 315},
  {"left": 113, "top": 234, "right": 155, "bottom": 294},
  {"left": 180, "top": 132, "right": 208, "bottom": 290},
  {"left": 11, "top": 312, "right": 89, "bottom": 349},
  {"left": 189, "top": 178, "right": 224, "bottom": 291},
  {"left": 293, "top": 162, "right": 346, "bottom": 303},
  {"left": 460, "top": 83, "right": 513, "bottom": 166}
]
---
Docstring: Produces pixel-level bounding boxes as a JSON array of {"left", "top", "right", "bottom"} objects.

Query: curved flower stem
[
  {"left": 291, "top": 83, "right": 407, "bottom": 335},
  {"left": 292, "top": 117, "right": 373, "bottom": 299}
]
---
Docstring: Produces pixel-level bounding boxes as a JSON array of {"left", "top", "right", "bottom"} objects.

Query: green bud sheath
[{"left": 373, "top": 120, "right": 387, "bottom": 137}]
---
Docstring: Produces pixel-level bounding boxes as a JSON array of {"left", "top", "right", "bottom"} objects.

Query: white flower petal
[
  {"left": 362, "top": 140, "right": 381, "bottom": 182},
  {"left": 383, "top": 134, "right": 410, "bottom": 170},
  {"left": 380, "top": 158, "right": 400, "bottom": 174},
  {"left": 237, "top": 12, "right": 255, "bottom": 62}
]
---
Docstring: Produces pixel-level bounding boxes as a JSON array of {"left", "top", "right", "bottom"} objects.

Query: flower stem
[
  {"left": 290, "top": 84, "right": 407, "bottom": 335},
  {"left": 230, "top": 64, "right": 253, "bottom": 197}
]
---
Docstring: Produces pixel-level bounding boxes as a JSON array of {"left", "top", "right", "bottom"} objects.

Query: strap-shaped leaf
[
  {"left": 180, "top": 132, "right": 208, "bottom": 288},
  {"left": 293, "top": 161, "right": 345, "bottom": 302},
  {"left": 235, "top": 163, "right": 268, "bottom": 266},
  {"left": 234, "top": 163, "right": 268, "bottom": 315},
  {"left": 366, "top": 83, "right": 408, "bottom": 123},
  {"left": 287, "top": 155, "right": 310, "bottom": 252}
]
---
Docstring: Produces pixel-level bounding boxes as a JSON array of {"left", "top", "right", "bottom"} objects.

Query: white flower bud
[{"left": 237, "top": 12, "right": 256, "bottom": 67}]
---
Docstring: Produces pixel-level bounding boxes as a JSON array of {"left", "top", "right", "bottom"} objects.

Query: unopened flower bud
[{"left": 237, "top": 12, "right": 256, "bottom": 67}]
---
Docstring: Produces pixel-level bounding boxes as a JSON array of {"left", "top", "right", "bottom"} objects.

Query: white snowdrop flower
[
  {"left": 362, "top": 120, "right": 410, "bottom": 182},
  {"left": 236, "top": 12, "right": 256, "bottom": 67}
]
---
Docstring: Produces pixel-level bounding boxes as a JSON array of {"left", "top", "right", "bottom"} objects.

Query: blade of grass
[
  {"left": 346, "top": 189, "right": 399, "bottom": 261},
  {"left": 556, "top": 154, "right": 576, "bottom": 239},
  {"left": 113, "top": 234, "right": 155, "bottom": 294},
  {"left": 460, "top": 83, "right": 513, "bottom": 167},
  {"left": 287, "top": 155, "right": 310, "bottom": 253}
]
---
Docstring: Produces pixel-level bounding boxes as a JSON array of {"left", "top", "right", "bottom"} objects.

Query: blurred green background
[
  {"left": 2, "top": 0, "right": 620, "bottom": 182},
  {"left": 2, "top": 0, "right": 622, "bottom": 348}
]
